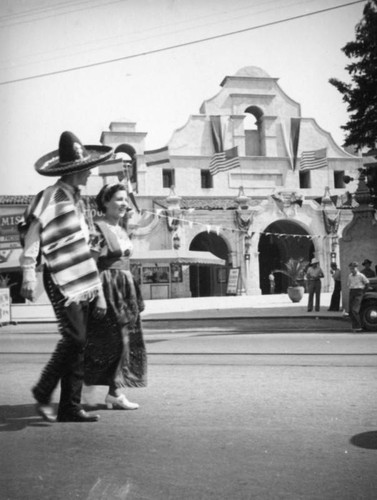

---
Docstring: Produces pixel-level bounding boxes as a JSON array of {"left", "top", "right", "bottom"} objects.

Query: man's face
[
  {"left": 350, "top": 266, "right": 357, "bottom": 275},
  {"left": 75, "top": 169, "right": 92, "bottom": 186}
]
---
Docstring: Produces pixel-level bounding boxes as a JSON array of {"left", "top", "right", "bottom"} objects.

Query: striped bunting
[
  {"left": 97, "top": 159, "right": 125, "bottom": 176},
  {"left": 144, "top": 146, "right": 170, "bottom": 167},
  {"left": 209, "top": 146, "right": 240, "bottom": 176},
  {"left": 300, "top": 148, "right": 328, "bottom": 171}
]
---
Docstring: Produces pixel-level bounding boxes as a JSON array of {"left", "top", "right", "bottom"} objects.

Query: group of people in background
[
  {"left": 19, "top": 131, "right": 147, "bottom": 423},
  {"left": 269, "top": 255, "right": 375, "bottom": 332},
  {"left": 305, "top": 257, "right": 374, "bottom": 332},
  {"left": 329, "top": 258, "right": 375, "bottom": 333}
]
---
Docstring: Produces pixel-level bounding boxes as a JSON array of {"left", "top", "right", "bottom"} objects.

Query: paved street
[{"left": 1, "top": 323, "right": 376, "bottom": 500}]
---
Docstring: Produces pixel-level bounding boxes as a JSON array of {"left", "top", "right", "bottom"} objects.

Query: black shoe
[
  {"left": 35, "top": 403, "right": 56, "bottom": 423},
  {"left": 57, "top": 409, "right": 100, "bottom": 423}
]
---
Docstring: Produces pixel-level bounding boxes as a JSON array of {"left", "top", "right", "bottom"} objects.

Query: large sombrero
[{"left": 35, "top": 131, "right": 113, "bottom": 176}]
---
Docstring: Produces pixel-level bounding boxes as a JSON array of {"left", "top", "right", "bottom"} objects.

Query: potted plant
[
  {"left": 273, "top": 258, "right": 308, "bottom": 303},
  {"left": 0, "top": 274, "right": 15, "bottom": 289}
]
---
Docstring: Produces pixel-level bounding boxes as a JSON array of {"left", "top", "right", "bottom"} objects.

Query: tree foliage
[
  {"left": 329, "top": 0, "right": 377, "bottom": 150},
  {"left": 273, "top": 258, "right": 309, "bottom": 287}
]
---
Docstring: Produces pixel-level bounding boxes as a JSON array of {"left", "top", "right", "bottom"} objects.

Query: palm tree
[{"left": 273, "top": 258, "right": 308, "bottom": 287}]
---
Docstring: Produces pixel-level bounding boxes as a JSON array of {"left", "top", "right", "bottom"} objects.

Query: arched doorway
[
  {"left": 189, "top": 232, "right": 229, "bottom": 297},
  {"left": 258, "top": 220, "right": 314, "bottom": 294}
]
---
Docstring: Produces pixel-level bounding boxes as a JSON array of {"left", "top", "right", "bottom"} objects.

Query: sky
[{"left": 0, "top": 0, "right": 367, "bottom": 195}]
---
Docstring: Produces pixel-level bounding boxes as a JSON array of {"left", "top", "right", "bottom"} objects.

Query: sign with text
[
  {"left": 0, "top": 213, "right": 23, "bottom": 250},
  {"left": 226, "top": 267, "right": 240, "bottom": 295}
]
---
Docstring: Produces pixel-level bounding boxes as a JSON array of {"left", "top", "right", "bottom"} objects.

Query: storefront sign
[
  {"left": 142, "top": 266, "right": 170, "bottom": 284},
  {"left": 0, "top": 213, "right": 23, "bottom": 250},
  {"left": 0, "top": 288, "right": 11, "bottom": 324},
  {"left": 226, "top": 267, "right": 240, "bottom": 295}
]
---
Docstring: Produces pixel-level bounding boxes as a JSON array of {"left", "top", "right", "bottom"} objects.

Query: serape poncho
[{"left": 24, "top": 182, "right": 102, "bottom": 305}]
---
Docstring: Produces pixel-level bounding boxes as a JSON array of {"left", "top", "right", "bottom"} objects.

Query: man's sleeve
[{"left": 19, "top": 218, "right": 41, "bottom": 283}]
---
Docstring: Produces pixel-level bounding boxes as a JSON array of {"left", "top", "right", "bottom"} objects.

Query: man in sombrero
[{"left": 19, "top": 131, "right": 113, "bottom": 423}]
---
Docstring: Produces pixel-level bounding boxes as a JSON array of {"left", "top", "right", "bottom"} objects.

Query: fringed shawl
[{"left": 27, "top": 182, "right": 102, "bottom": 305}]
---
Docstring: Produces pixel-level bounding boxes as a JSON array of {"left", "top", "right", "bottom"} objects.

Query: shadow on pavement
[
  {"left": 350, "top": 431, "right": 377, "bottom": 450},
  {"left": 0, "top": 404, "right": 55, "bottom": 432}
]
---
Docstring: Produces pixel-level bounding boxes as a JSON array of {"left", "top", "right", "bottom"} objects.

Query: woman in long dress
[{"left": 85, "top": 183, "right": 147, "bottom": 410}]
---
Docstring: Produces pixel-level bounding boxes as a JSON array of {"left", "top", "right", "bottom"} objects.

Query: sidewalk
[
  {"left": 141, "top": 292, "right": 344, "bottom": 321},
  {"left": 0, "top": 292, "right": 346, "bottom": 334}
]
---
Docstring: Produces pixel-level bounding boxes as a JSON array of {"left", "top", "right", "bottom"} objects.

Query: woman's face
[{"left": 104, "top": 189, "right": 129, "bottom": 220}]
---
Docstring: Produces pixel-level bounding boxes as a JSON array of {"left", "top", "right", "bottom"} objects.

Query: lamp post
[
  {"left": 321, "top": 186, "right": 340, "bottom": 261},
  {"left": 165, "top": 186, "right": 182, "bottom": 232},
  {"left": 244, "top": 232, "right": 251, "bottom": 261},
  {"left": 233, "top": 186, "right": 254, "bottom": 295},
  {"left": 173, "top": 232, "right": 181, "bottom": 250}
]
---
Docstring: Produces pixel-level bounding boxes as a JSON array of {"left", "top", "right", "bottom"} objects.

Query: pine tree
[{"left": 329, "top": 0, "right": 377, "bottom": 151}]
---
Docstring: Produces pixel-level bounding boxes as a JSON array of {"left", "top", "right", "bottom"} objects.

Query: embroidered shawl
[{"left": 28, "top": 182, "right": 102, "bottom": 305}]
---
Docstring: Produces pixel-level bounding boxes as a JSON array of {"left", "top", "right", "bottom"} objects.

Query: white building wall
[{"left": 98, "top": 66, "right": 362, "bottom": 298}]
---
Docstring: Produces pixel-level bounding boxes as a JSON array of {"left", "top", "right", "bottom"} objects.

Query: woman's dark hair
[{"left": 96, "top": 183, "right": 127, "bottom": 213}]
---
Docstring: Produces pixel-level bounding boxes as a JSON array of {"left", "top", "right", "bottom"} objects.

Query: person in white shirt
[
  {"left": 305, "top": 258, "right": 324, "bottom": 312},
  {"left": 347, "top": 261, "right": 369, "bottom": 332}
]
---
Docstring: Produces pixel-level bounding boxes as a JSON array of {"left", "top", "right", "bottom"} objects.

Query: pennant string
[{"left": 137, "top": 208, "right": 336, "bottom": 241}]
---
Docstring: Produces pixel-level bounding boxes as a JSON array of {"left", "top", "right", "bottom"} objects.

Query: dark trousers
[
  {"left": 32, "top": 269, "right": 89, "bottom": 417},
  {"left": 307, "top": 280, "right": 321, "bottom": 311},
  {"left": 329, "top": 281, "right": 341, "bottom": 311},
  {"left": 348, "top": 289, "right": 364, "bottom": 329}
]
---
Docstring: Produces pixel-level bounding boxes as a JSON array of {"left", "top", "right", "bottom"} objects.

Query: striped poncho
[{"left": 26, "top": 182, "right": 102, "bottom": 305}]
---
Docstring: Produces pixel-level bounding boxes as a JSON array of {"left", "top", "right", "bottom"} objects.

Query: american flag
[
  {"left": 300, "top": 148, "right": 328, "bottom": 171},
  {"left": 209, "top": 146, "right": 240, "bottom": 175}
]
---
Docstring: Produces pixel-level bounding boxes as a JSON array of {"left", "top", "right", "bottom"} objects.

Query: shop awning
[
  {"left": 0, "top": 248, "right": 225, "bottom": 269},
  {"left": 131, "top": 249, "right": 225, "bottom": 266}
]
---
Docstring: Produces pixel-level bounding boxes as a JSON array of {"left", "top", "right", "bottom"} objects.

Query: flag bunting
[
  {"left": 290, "top": 118, "right": 301, "bottom": 170},
  {"left": 144, "top": 146, "right": 170, "bottom": 167},
  {"left": 209, "top": 115, "right": 240, "bottom": 175},
  {"left": 133, "top": 206, "right": 344, "bottom": 243}
]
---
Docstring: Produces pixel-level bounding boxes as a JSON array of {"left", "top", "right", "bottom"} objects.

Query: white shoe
[{"left": 105, "top": 393, "right": 139, "bottom": 410}]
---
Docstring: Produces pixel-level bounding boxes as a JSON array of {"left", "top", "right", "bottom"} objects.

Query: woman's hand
[{"left": 93, "top": 291, "right": 107, "bottom": 319}]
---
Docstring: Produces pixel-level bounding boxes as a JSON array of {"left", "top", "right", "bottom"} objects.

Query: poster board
[
  {"left": 151, "top": 284, "right": 169, "bottom": 300},
  {"left": 226, "top": 267, "right": 240, "bottom": 295},
  {"left": 0, "top": 288, "right": 11, "bottom": 324}
]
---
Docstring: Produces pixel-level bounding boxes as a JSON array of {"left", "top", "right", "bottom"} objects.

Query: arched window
[
  {"left": 114, "top": 144, "right": 137, "bottom": 184},
  {"left": 244, "top": 106, "right": 263, "bottom": 156}
]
